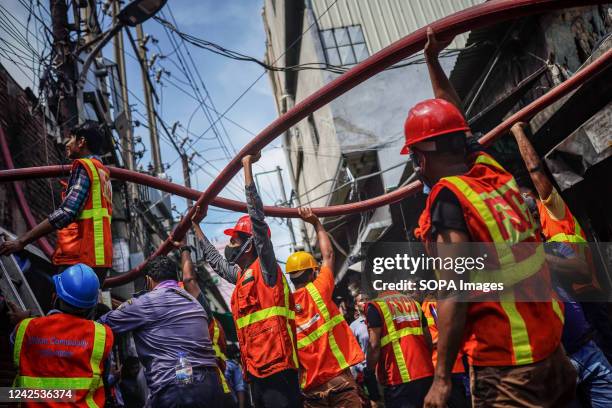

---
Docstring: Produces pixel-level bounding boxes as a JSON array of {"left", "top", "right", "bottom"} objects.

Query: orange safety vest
[
  {"left": 208, "top": 317, "right": 231, "bottom": 394},
  {"left": 537, "top": 197, "right": 600, "bottom": 293},
  {"left": 415, "top": 152, "right": 564, "bottom": 367},
  {"left": 293, "top": 267, "right": 364, "bottom": 390},
  {"left": 13, "top": 313, "right": 113, "bottom": 408},
  {"left": 53, "top": 158, "right": 113, "bottom": 268},
  {"left": 421, "top": 300, "right": 465, "bottom": 374},
  {"left": 230, "top": 258, "right": 299, "bottom": 378},
  {"left": 368, "top": 292, "right": 434, "bottom": 386}
]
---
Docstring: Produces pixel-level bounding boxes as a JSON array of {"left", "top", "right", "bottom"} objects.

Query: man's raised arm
[{"left": 424, "top": 27, "right": 464, "bottom": 113}]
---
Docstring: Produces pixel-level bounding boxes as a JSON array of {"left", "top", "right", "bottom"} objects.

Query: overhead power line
[
  {"left": 172, "top": 0, "right": 341, "bottom": 158},
  {"left": 154, "top": 15, "right": 482, "bottom": 75}
]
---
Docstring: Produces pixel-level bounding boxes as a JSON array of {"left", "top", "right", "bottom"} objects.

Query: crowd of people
[{"left": 1, "top": 28, "right": 611, "bottom": 408}]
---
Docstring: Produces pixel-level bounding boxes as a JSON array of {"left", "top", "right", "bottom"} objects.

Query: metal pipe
[{"left": 0, "top": 0, "right": 607, "bottom": 288}]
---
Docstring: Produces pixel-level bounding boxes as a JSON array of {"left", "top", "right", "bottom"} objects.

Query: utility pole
[
  {"left": 112, "top": 1, "right": 135, "bottom": 172},
  {"left": 50, "top": 0, "right": 78, "bottom": 136},
  {"left": 181, "top": 153, "right": 193, "bottom": 209},
  {"left": 276, "top": 166, "right": 297, "bottom": 251},
  {"left": 136, "top": 24, "right": 163, "bottom": 175}
]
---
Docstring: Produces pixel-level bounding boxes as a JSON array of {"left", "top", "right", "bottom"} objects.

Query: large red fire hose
[{"left": 0, "top": 0, "right": 609, "bottom": 287}]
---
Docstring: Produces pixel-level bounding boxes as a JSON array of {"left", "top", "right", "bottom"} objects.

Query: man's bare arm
[
  {"left": 366, "top": 327, "right": 382, "bottom": 371},
  {"left": 546, "top": 253, "right": 590, "bottom": 284},
  {"left": 181, "top": 248, "right": 201, "bottom": 299},
  {"left": 0, "top": 220, "right": 54, "bottom": 256},
  {"left": 511, "top": 122, "right": 553, "bottom": 200},
  {"left": 424, "top": 228, "right": 470, "bottom": 408},
  {"left": 424, "top": 27, "right": 463, "bottom": 112},
  {"left": 298, "top": 207, "right": 335, "bottom": 272}
]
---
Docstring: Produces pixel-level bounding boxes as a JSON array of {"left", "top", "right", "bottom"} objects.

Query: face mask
[
  {"left": 225, "top": 237, "right": 253, "bottom": 263},
  {"left": 224, "top": 245, "right": 242, "bottom": 263}
]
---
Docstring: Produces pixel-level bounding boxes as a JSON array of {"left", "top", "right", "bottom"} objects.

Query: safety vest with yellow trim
[
  {"left": 53, "top": 158, "right": 113, "bottom": 268},
  {"left": 293, "top": 267, "right": 364, "bottom": 390},
  {"left": 208, "top": 317, "right": 231, "bottom": 394},
  {"left": 536, "top": 196, "right": 600, "bottom": 293},
  {"left": 415, "top": 152, "right": 564, "bottom": 367},
  {"left": 230, "top": 258, "right": 298, "bottom": 378},
  {"left": 13, "top": 313, "right": 113, "bottom": 408},
  {"left": 421, "top": 300, "right": 465, "bottom": 374},
  {"left": 368, "top": 292, "right": 434, "bottom": 386}
]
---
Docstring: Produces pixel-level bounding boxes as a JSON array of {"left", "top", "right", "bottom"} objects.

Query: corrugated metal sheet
[{"left": 311, "top": 0, "right": 485, "bottom": 53}]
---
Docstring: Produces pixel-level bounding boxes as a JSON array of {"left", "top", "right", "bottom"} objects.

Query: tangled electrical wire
[{"left": 154, "top": 16, "right": 489, "bottom": 75}]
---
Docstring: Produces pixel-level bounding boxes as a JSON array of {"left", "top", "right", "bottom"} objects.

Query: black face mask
[
  {"left": 225, "top": 237, "right": 253, "bottom": 263},
  {"left": 224, "top": 245, "right": 241, "bottom": 263}
]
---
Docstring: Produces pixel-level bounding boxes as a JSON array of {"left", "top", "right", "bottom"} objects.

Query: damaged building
[{"left": 263, "top": 1, "right": 612, "bottom": 302}]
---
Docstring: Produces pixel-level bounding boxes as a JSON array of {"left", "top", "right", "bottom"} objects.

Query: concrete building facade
[{"left": 262, "top": 0, "right": 483, "bottom": 282}]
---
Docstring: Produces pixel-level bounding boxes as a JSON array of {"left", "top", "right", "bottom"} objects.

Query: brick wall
[{"left": 0, "top": 64, "right": 64, "bottom": 245}]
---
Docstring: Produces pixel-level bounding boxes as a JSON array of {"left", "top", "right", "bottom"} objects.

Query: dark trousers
[
  {"left": 448, "top": 374, "right": 471, "bottom": 408},
  {"left": 149, "top": 367, "right": 224, "bottom": 408},
  {"left": 384, "top": 376, "right": 433, "bottom": 408},
  {"left": 250, "top": 369, "right": 302, "bottom": 408}
]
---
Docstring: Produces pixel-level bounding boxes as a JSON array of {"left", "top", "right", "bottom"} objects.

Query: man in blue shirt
[{"left": 99, "top": 256, "right": 223, "bottom": 408}]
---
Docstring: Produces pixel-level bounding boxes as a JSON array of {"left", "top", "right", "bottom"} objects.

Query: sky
[{"left": 1, "top": 0, "right": 298, "bottom": 267}]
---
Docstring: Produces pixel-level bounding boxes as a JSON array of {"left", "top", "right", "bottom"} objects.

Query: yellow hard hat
[{"left": 286, "top": 251, "right": 318, "bottom": 274}]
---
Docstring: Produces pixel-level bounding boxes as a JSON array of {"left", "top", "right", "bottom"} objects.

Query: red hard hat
[
  {"left": 224, "top": 215, "right": 271, "bottom": 238},
  {"left": 400, "top": 98, "right": 470, "bottom": 155}
]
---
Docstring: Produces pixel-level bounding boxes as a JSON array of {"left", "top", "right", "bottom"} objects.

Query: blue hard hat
[{"left": 53, "top": 264, "right": 100, "bottom": 309}]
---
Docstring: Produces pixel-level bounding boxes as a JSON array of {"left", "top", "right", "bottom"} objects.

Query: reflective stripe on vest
[
  {"left": 282, "top": 275, "right": 299, "bottom": 368},
  {"left": 296, "top": 283, "right": 349, "bottom": 371},
  {"left": 549, "top": 232, "right": 587, "bottom": 243},
  {"left": 211, "top": 321, "right": 228, "bottom": 363},
  {"left": 443, "top": 163, "right": 555, "bottom": 365},
  {"left": 375, "top": 300, "right": 419, "bottom": 383},
  {"left": 235, "top": 306, "right": 295, "bottom": 328},
  {"left": 78, "top": 159, "right": 111, "bottom": 266},
  {"left": 210, "top": 322, "right": 230, "bottom": 394},
  {"left": 216, "top": 366, "right": 230, "bottom": 394},
  {"left": 13, "top": 318, "right": 107, "bottom": 408},
  {"left": 12, "top": 317, "right": 32, "bottom": 368}
]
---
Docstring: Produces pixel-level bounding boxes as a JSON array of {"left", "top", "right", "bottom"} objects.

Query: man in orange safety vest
[
  {"left": 0, "top": 121, "right": 112, "bottom": 284},
  {"left": 366, "top": 290, "right": 434, "bottom": 407},
  {"left": 413, "top": 28, "right": 576, "bottom": 408},
  {"left": 286, "top": 207, "right": 364, "bottom": 407},
  {"left": 10, "top": 264, "right": 113, "bottom": 408},
  {"left": 191, "top": 151, "right": 300, "bottom": 408}
]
